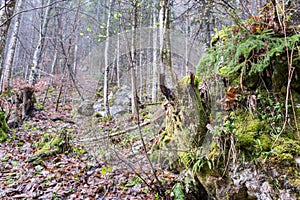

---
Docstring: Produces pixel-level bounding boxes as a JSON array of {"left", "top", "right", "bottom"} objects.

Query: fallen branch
[
  {"left": 50, "top": 116, "right": 76, "bottom": 124},
  {"left": 79, "top": 107, "right": 165, "bottom": 142}
]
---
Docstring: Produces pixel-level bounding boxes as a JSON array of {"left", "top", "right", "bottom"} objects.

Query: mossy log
[{"left": 28, "top": 129, "right": 71, "bottom": 162}]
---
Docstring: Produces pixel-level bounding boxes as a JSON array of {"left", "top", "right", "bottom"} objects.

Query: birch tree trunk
[
  {"left": 152, "top": 0, "right": 158, "bottom": 102},
  {"left": 73, "top": 33, "right": 79, "bottom": 76},
  {"left": 130, "top": 0, "right": 138, "bottom": 116},
  {"left": 158, "top": 0, "right": 165, "bottom": 75},
  {"left": 29, "top": 0, "right": 53, "bottom": 85},
  {"left": 138, "top": 1, "right": 143, "bottom": 103},
  {"left": 1, "top": 0, "right": 24, "bottom": 92},
  {"left": 72, "top": 0, "right": 81, "bottom": 77},
  {"left": 116, "top": 9, "right": 121, "bottom": 87},
  {"left": 103, "top": 0, "right": 114, "bottom": 117},
  {"left": 0, "top": 0, "right": 16, "bottom": 90}
]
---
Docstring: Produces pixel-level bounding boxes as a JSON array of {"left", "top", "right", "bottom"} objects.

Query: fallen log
[{"left": 79, "top": 107, "right": 165, "bottom": 142}]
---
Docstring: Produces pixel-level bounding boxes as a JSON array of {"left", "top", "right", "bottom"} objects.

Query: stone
[{"left": 77, "top": 100, "right": 94, "bottom": 116}]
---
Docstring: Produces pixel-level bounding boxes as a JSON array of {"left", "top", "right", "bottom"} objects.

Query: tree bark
[
  {"left": 130, "top": 0, "right": 139, "bottom": 116},
  {"left": 158, "top": 0, "right": 174, "bottom": 85},
  {"left": 152, "top": 0, "right": 158, "bottom": 102},
  {"left": 103, "top": 0, "right": 114, "bottom": 117},
  {"left": 116, "top": 6, "right": 121, "bottom": 87},
  {"left": 29, "top": 0, "right": 53, "bottom": 85},
  {"left": 0, "top": 0, "right": 16, "bottom": 91},
  {"left": 1, "top": 0, "right": 24, "bottom": 92}
]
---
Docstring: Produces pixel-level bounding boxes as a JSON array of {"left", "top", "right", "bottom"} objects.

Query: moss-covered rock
[
  {"left": 162, "top": 3, "right": 300, "bottom": 198},
  {"left": 0, "top": 111, "right": 9, "bottom": 142},
  {"left": 271, "top": 137, "right": 300, "bottom": 164},
  {"left": 233, "top": 113, "right": 270, "bottom": 151},
  {"left": 29, "top": 129, "right": 71, "bottom": 162}
]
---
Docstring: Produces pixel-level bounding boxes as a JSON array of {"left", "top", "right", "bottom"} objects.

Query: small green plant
[
  {"left": 101, "top": 166, "right": 113, "bottom": 175},
  {"left": 192, "top": 156, "right": 212, "bottom": 174},
  {"left": 172, "top": 182, "right": 185, "bottom": 200},
  {"left": 154, "top": 193, "right": 160, "bottom": 199},
  {"left": 126, "top": 177, "right": 141, "bottom": 187},
  {"left": 256, "top": 93, "right": 284, "bottom": 135}
]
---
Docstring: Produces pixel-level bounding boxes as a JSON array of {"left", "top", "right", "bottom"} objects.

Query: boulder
[
  {"left": 109, "top": 85, "right": 131, "bottom": 118},
  {"left": 93, "top": 85, "right": 131, "bottom": 118},
  {"left": 77, "top": 100, "right": 94, "bottom": 116}
]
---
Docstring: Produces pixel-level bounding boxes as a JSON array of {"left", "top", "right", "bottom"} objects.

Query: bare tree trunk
[
  {"left": 116, "top": 18, "right": 120, "bottom": 87},
  {"left": 103, "top": 0, "right": 114, "bottom": 117},
  {"left": 130, "top": 0, "right": 138, "bottom": 116},
  {"left": 138, "top": 4, "right": 143, "bottom": 103},
  {"left": 185, "top": 2, "right": 190, "bottom": 76},
  {"left": 73, "top": 33, "right": 78, "bottom": 76},
  {"left": 72, "top": 0, "right": 81, "bottom": 77},
  {"left": 42, "top": 50, "right": 57, "bottom": 105},
  {"left": 0, "top": 0, "right": 16, "bottom": 92},
  {"left": 55, "top": 0, "right": 83, "bottom": 109},
  {"left": 158, "top": 0, "right": 165, "bottom": 76},
  {"left": 152, "top": 0, "right": 158, "bottom": 102},
  {"left": 158, "top": 0, "right": 174, "bottom": 85},
  {"left": 0, "top": 1, "right": 16, "bottom": 58},
  {"left": 29, "top": 0, "right": 53, "bottom": 85},
  {"left": 1, "top": 0, "right": 24, "bottom": 92}
]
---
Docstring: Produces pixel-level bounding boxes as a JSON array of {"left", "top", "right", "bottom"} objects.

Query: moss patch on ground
[{"left": 0, "top": 111, "right": 9, "bottom": 142}]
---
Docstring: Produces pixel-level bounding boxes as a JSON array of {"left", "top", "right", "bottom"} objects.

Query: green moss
[
  {"left": 51, "top": 137, "right": 62, "bottom": 146},
  {"left": 179, "top": 75, "right": 201, "bottom": 89},
  {"left": 37, "top": 142, "right": 51, "bottom": 154},
  {"left": 207, "top": 142, "right": 220, "bottom": 161},
  {"left": 237, "top": 131, "right": 256, "bottom": 150},
  {"left": 36, "top": 134, "right": 67, "bottom": 155},
  {"left": 275, "top": 153, "right": 294, "bottom": 162},
  {"left": 0, "top": 112, "right": 9, "bottom": 132},
  {"left": 273, "top": 138, "right": 300, "bottom": 155},
  {"left": 151, "top": 75, "right": 209, "bottom": 172},
  {"left": 0, "top": 111, "right": 9, "bottom": 142},
  {"left": 290, "top": 178, "right": 300, "bottom": 188},
  {"left": 257, "top": 134, "right": 272, "bottom": 151},
  {"left": 271, "top": 137, "right": 300, "bottom": 163},
  {"left": 0, "top": 129, "right": 8, "bottom": 142},
  {"left": 234, "top": 118, "right": 266, "bottom": 150}
]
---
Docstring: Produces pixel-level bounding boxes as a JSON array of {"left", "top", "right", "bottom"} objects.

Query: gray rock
[
  {"left": 94, "top": 85, "right": 131, "bottom": 118},
  {"left": 93, "top": 102, "right": 105, "bottom": 117},
  {"left": 78, "top": 101, "right": 94, "bottom": 116}
]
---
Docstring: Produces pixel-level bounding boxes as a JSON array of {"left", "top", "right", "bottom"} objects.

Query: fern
[{"left": 197, "top": 26, "right": 300, "bottom": 80}]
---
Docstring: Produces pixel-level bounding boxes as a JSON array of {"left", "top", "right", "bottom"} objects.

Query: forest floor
[{"left": 0, "top": 77, "right": 182, "bottom": 199}]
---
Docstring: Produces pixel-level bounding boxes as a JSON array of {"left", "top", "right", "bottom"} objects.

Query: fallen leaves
[
  {"left": 218, "top": 86, "right": 240, "bottom": 110},
  {"left": 0, "top": 77, "right": 181, "bottom": 199},
  {"left": 0, "top": 119, "right": 170, "bottom": 200}
]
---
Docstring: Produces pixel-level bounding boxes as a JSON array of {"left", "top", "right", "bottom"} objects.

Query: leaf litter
[{"left": 0, "top": 78, "right": 181, "bottom": 199}]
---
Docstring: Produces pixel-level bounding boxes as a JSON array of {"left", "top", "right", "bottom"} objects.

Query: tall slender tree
[
  {"left": 151, "top": 0, "right": 158, "bottom": 102},
  {"left": 130, "top": 0, "right": 139, "bottom": 115},
  {"left": 103, "top": 0, "right": 114, "bottom": 117},
  {"left": 1, "top": 0, "right": 24, "bottom": 92},
  {"left": 158, "top": 0, "right": 174, "bottom": 85},
  {"left": 29, "top": 0, "right": 53, "bottom": 85},
  {"left": 0, "top": 0, "right": 16, "bottom": 90}
]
